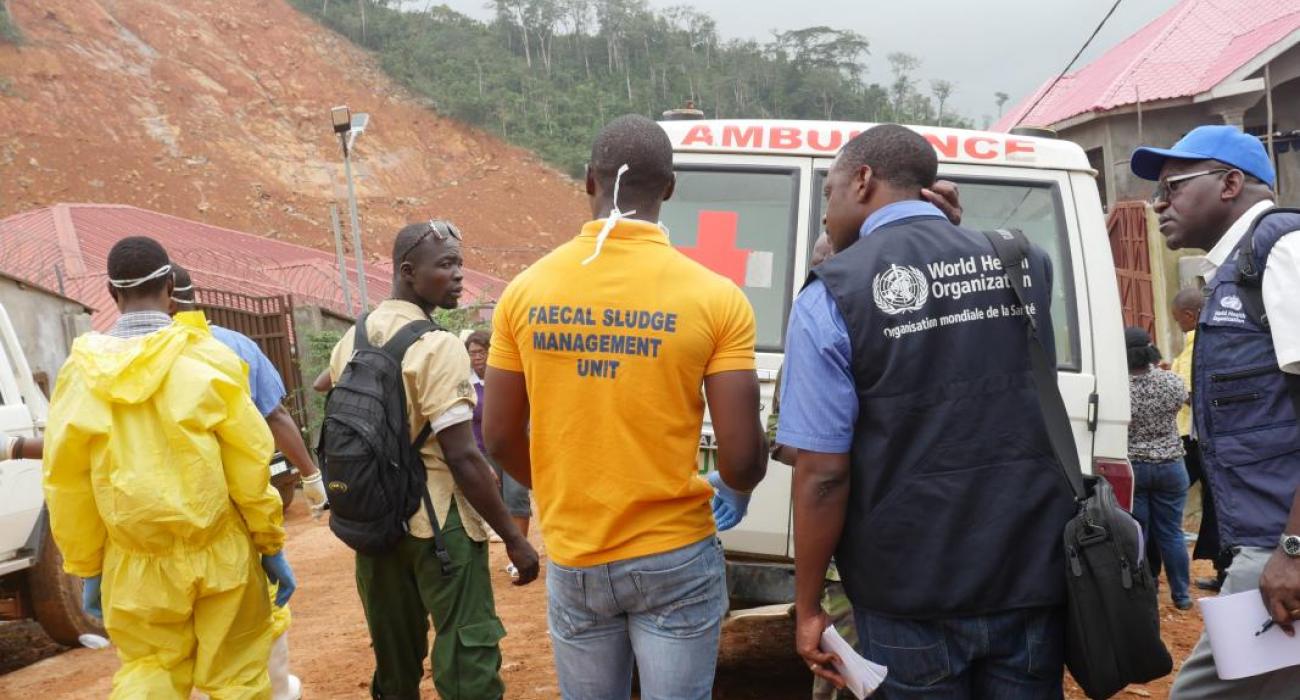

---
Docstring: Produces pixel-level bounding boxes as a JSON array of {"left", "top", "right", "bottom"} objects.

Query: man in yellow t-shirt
[{"left": 483, "top": 114, "right": 769, "bottom": 700}]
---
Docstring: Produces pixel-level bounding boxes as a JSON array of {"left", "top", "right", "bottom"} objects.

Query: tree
[
  {"left": 930, "top": 80, "right": 953, "bottom": 126},
  {"left": 291, "top": 0, "right": 966, "bottom": 176},
  {"left": 887, "top": 52, "right": 919, "bottom": 122},
  {"left": 995, "top": 91, "right": 1009, "bottom": 117}
]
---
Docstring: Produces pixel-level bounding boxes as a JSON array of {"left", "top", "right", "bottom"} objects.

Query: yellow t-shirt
[
  {"left": 1170, "top": 330, "right": 1196, "bottom": 437},
  {"left": 329, "top": 299, "right": 487, "bottom": 541},
  {"left": 489, "top": 218, "right": 757, "bottom": 567}
]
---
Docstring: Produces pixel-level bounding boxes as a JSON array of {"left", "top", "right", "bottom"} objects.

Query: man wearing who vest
[
  {"left": 781, "top": 124, "right": 1075, "bottom": 698},
  {"left": 1130, "top": 126, "right": 1300, "bottom": 698}
]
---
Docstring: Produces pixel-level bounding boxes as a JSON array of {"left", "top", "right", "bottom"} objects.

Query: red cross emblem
[{"left": 675, "top": 211, "right": 750, "bottom": 286}]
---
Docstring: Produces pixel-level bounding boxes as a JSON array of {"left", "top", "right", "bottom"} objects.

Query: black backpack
[{"left": 317, "top": 312, "right": 451, "bottom": 572}]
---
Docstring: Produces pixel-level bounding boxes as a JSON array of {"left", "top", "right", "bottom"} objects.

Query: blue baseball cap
[{"left": 1130, "top": 125, "right": 1275, "bottom": 188}]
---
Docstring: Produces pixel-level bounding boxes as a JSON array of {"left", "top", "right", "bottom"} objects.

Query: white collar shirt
[{"left": 1199, "top": 200, "right": 1300, "bottom": 374}]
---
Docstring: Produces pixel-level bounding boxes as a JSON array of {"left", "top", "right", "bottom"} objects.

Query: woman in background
[{"left": 1126, "top": 326, "right": 1193, "bottom": 610}]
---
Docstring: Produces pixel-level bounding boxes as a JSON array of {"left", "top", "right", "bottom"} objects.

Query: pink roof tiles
[
  {"left": 0, "top": 204, "right": 506, "bottom": 331},
  {"left": 995, "top": 0, "right": 1300, "bottom": 131}
]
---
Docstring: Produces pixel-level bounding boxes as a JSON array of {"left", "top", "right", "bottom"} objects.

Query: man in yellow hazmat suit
[{"left": 42, "top": 236, "right": 294, "bottom": 699}]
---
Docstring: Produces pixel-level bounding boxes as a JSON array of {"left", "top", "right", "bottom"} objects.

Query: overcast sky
[{"left": 427, "top": 0, "right": 1182, "bottom": 123}]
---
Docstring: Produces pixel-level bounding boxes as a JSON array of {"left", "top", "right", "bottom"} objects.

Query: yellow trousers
[{"left": 103, "top": 530, "right": 274, "bottom": 699}]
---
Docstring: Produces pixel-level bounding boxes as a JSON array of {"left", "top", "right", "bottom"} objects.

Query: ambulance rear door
[{"left": 660, "top": 152, "right": 814, "bottom": 559}]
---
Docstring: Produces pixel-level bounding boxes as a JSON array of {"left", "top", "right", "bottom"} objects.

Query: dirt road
[{"left": 0, "top": 498, "right": 1212, "bottom": 698}]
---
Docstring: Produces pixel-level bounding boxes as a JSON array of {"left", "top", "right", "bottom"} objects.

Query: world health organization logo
[{"left": 872, "top": 264, "right": 929, "bottom": 315}]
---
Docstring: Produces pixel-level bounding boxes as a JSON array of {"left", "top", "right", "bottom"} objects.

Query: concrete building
[
  {"left": 0, "top": 272, "right": 93, "bottom": 396},
  {"left": 996, "top": 0, "right": 1300, "bottom": 210}
]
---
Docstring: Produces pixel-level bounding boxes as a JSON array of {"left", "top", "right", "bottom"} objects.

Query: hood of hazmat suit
[{"left": 42, "top": 311, "right": 282, "bottom": 697}]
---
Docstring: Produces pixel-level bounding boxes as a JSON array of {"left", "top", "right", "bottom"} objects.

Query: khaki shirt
[{"left": 329, "top": 300, "right": 487, "bottom": 541}]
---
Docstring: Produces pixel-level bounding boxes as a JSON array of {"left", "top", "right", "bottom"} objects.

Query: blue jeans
[
  {"left": 547, "top": 536, "right": 726, "bottom": 700},
  {"left": 853, "top": 607, "right": 1065, "bottom": 699},
  {"left": 1132, "top": 458, "right": 1191, "bottom": 605}
]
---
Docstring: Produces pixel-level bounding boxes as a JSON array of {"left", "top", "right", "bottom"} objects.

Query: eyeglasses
[
  {"left": 398, "top": 220, "right": 463, "bottom": 263},
  {"left": 1150, "top": 168, "right": 1232, "bottom": 204}
]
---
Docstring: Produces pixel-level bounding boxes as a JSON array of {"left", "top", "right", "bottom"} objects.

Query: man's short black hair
[
  {"left": 836, "top": 124, "right": 938, "bottom": 191},
  {"left": 172, "top": 265, "right": 196, "bottom": 304},
  {"left": 107, "top": 236, "right": 172, "bottom": 298},
  {"left": 1172, "top": 286, "right": 1203, "bottom": 313},
  {"left": 589, "top": 114, "right": 674, "bottom": 202},
  {"left": 392, "top": 220, "right": 460, "bottom": 267}
]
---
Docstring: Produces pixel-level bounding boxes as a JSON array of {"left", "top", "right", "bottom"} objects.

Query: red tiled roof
[
  {"left": 0, "top": 204, "right": 506, "bottom": 331},
  {"left": 995, "top": 0, "right": 1300, "bottom": 130}
]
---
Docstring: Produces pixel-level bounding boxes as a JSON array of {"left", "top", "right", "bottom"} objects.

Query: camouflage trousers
[{"left": 811, "top": 580, "right": 858, "bottom": 700}]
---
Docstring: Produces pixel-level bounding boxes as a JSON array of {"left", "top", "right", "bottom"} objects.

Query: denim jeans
[
  {"left": 547, "top": 536, "right": 726, "bottom": 700},
  {"left": 1132, "top": 458, "right": 1191, "bottom": 605},
  {"left": 853, "top": 606, "right": 1065, "bottom": 699}
]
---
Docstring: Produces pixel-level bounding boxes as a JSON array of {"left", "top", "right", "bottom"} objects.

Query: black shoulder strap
[
  {"left": 981, "top": 229, "right": 1087, "bottom": 502},
  {"left": 353, "top": 312, "right": 373, "bottom": 351},
  {"left": 380, "top": 317, "right": 453, "bottom": 573},
  {"left": 381, "top": 319, "right": 439, "bottom": 359},
  {"left": 1233, "top": 208, "right": 1300, "bottom": 422},
  {"left": 379, "top": 318, "right": 442, "bottom": 451}
]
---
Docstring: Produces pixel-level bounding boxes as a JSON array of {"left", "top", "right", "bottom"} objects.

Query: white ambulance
[{"left": 655, "top": 119, "right": 1133, "bottom": 609}]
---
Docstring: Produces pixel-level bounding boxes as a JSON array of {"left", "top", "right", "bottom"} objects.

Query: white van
[
  {"left": 655, "top": 119, "right": 1133, "bottom": 608},
  {"left": 0, "top": 302, "right": 105, "bottom": 644}
]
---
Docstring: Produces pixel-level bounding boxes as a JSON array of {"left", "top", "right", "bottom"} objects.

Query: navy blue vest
[
  {"left": 815, "top": 216, "right": 1075, "bottom": 618},
  {"left": 1193, "top": 208, "right": 1300, "bottom": 549}
]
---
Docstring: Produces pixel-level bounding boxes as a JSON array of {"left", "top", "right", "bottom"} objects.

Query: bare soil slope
[{"left": 0, "top": 0, "right": 586, "bottom": 277}]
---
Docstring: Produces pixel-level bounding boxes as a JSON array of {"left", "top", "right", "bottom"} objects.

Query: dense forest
[{"left": 294, "top": 0, "right": 979, "bottom": 176}]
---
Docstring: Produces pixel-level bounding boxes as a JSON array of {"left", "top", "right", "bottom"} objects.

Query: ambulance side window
[
  {"left": 660, "top": 167, "right": 801, "bottom": 352},
  {"left": 810, "top": 171, "right": 1081, "bottom": 371}
]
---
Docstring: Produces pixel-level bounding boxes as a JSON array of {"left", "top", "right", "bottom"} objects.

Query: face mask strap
[
  {"left": 582, "top": 164, "right": 637, "bottom": 266},
  {"left": 109, "top": 263, "right": 173, "bottom": 289}
]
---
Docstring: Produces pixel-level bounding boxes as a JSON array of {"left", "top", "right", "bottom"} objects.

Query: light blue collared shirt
[
  {"left": 211, "top": 325, "right": 286, "bottom": 418},
  {"left": 775, "top": 200, "right": 946, "bottom": 453}
]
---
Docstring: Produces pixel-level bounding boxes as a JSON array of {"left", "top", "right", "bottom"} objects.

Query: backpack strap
[
  {"left": 1233, "top": 208, "right": 1300, "bottom": 424},
  {"left": 353, "top": 312, "right": 374, "bottom": 351},
  {"left": 377, "top": 317, "right": 455, "bottom": 574}
]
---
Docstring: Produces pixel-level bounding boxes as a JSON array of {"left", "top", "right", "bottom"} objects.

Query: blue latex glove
[
  {"left": 261, "top": 552, "right": 297, "bottom": 607},
  {"left": 82, "top": 575, "right": 103, "bottom": 619},
  {"left": 707, "top": 471, "right": 752, "bottom": 532}
]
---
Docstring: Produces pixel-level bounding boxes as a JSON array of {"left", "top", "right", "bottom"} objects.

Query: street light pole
[
  {"left": 341, "top": 144, "right": 369, "bottom": 311},
  {"left": 331, "top": 105, "right": 371, "bottom": 313},
  {"left": 328, "top": 203, "right": 353, "bottom": 315}
]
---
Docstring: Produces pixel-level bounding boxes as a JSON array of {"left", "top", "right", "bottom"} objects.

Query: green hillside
[{"left": 293, "top": 0, "right": 973, "bottom": 176}]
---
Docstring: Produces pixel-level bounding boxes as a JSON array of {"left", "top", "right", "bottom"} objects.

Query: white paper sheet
[
  {"left": 820, "top": 624, "right": 888, "bottom": 699},
  {"left": 1200, "top": 589, "right": 1300, "bottom": 680}
]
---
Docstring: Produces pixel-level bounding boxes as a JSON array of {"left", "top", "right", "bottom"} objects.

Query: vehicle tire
[
  {"left": 29, "top": 518, "right": 105, "bottom": 646},
  {"left": 271, "top": 470, "right": 298, "bottom": 513}
]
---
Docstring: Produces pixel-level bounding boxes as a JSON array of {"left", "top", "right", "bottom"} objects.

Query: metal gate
[
  {"left": 1108, "top": 201, "right": 1157, "bottom": 337},
  {"left": 194, "top": 289, "right": 305, "bottom": 425}
]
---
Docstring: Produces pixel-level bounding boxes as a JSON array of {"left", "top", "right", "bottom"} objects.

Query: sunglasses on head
[{"left": 399, "top": 220, "right": 464, "bottom": 263}]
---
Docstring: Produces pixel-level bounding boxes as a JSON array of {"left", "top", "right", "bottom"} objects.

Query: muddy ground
[{"left": 0, "top": 497, "right": 1213, "bottom": 698}]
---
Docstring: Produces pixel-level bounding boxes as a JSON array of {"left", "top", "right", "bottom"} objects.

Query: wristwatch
[{"left": 1281, "top": 534, "right": 1300, "bottom": 557}]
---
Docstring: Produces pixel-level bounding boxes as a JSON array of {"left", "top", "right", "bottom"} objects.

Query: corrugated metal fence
[{"left": 195, "top": 289, "right": 305, "bottom": 426}]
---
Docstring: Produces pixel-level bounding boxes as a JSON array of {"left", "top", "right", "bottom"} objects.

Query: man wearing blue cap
[{"left": 1131, "top": 125, "right": 1300, "bottom": 698}]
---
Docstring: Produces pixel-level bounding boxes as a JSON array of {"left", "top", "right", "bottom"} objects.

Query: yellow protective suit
[{"left": 42, "top": 311, "right": 283, "bottom": 700}]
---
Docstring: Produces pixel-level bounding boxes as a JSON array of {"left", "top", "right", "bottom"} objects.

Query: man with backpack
[
  {"left": 323, "top": 220, "right": 539, "bottom": 700},
  {"left": 1129, "top": 126, "right": 1300, "bottom": 698}
]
